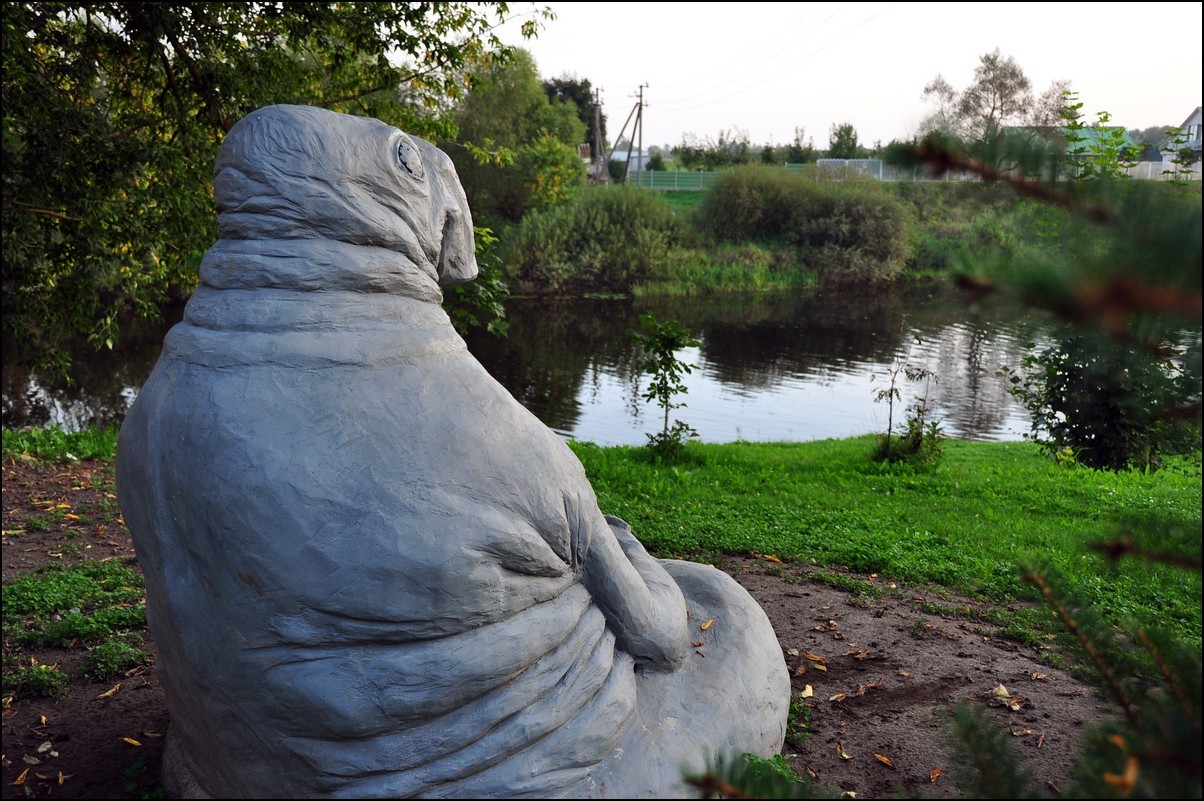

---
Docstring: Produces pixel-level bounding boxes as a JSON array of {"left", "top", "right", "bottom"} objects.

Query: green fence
[{"left": 628, "top": 171, "right": 722, "bottom": 191}]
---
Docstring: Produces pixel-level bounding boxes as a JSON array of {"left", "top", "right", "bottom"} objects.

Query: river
[{"left": 2, "top": 283, "right": 1045, "bottom": 444}]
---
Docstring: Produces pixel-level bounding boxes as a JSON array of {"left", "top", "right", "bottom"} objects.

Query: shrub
[
  {"left": 871, "top": 364, "right": 945, "bottom": 467},
  {"left": 783, "top": 180, "right": 913, "bottom": 283},
  {"left": 1006, "top": 328, "right": 1200, "bottom": 472},
  {"left": 503, "top": 185, "right": 695, "bottom": 293},
  {"left": 692, "top": 166, "right": 913, "bottom": 283}
]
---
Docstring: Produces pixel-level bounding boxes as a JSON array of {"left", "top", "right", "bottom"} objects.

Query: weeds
[
  {"left": 4, "top": 659, "right": 69, "bottom": 698},
  {"left": 2, "top": 559, "right": 148, "bottom": 694},
  {"left": 83, "top": 638, "right": 149, "bottom": 681}
]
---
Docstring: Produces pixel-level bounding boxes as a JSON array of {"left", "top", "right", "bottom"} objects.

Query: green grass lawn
[{"left": 569, "top": 437, "right": 1202, "bottom": 647}]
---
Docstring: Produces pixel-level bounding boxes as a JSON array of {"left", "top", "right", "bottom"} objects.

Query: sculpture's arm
[{"left": 581, "top": 512, "right": 688, "bottom": 670}]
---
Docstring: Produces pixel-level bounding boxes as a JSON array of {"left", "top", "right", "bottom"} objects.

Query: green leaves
[
  {"left": 3, "top": 2, "right": 547, "bottom": 380},
  {"left": 632, "top": 313, "right": 700, "bottom": 458}
]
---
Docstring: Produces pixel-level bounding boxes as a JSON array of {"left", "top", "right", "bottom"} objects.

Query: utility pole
[
  {"left": 636, "top": 83, "right": 648, "bottom": 187},
  {"left": 591, "top": 87, "right": 606, "bottom": 184}
]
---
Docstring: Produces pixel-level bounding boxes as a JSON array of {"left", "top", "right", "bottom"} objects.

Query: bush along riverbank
[
  {"left": 2, "top": 427, "right": 1200, "bottom": 798},
  {"left": 493, "top": 168, "right": 1171, "bottom": 299}
]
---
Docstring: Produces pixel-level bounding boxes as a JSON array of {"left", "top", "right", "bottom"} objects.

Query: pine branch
[{"left": 1021, "top": 567, "right": 1140, "bottom": 729}]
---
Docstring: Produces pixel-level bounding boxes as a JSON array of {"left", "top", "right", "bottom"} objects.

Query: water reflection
[{"left": 3, "top": 286, "right": 1043, "bottom": 445}]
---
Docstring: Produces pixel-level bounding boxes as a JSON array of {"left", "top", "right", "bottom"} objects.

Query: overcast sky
[{"left": 495, "top": 1, "right": 1203, "bottom": 151}]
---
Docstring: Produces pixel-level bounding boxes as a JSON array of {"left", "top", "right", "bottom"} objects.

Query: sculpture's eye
[{"left": 397, "top": 137, "right": 425, "bottom": 180}]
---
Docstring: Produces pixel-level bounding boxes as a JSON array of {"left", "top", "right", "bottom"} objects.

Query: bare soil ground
[{"left": 2, "top": 459, "right": 1115, "bottom": 799}]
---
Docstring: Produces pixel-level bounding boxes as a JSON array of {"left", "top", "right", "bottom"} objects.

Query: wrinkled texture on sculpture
[{"left": 117, "top": 104, "right": 788, "bottom": 799}]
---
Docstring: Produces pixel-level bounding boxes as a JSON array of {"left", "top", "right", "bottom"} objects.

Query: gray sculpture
[{"left": 117, "top": 104, "right": 788, "bottom": 799}]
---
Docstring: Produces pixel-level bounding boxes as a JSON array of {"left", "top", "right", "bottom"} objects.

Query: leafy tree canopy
[
  {"left": 541, "top": 73, "right": 604, "bottom": 149},
  {"left": 448, "top": 47, "right": 585, "bottom": 227},
  {"left": 2, "top": 2, "right": 549, "bottom": 379},
  {"left": 826, "top": 122, "right": 863, "bottom": 159}
]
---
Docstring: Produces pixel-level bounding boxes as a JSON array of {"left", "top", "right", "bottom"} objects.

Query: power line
[{"left": 658, "top": 2, "right": 898, "bottom": 113}]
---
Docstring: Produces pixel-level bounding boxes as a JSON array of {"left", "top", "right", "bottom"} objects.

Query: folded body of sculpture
[{"left": 117, "top": 104, "right": 789, "bottom": 799}]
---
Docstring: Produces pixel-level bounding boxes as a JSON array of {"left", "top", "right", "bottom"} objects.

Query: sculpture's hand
[{"left": 581, "top": 512, "right": 688, "bottom": 670}]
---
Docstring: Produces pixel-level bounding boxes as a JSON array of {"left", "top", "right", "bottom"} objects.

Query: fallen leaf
[
  {"left": 836, "top": 742, "right": 854, "bottom": 760},
  {"left": 96, "top": 683, "right": 121, "bottom": 700},
  {"left": 12, "top": 768, "right": 28, "bottom": 786},
  {"left": 1037, "top": 734, "right": 1045, "bottom": 749},
  {"left": 812, "top": 663, "right": 827, "bottom": 672},
  {"left": 987, "top": 683, "right": 1010, "bottom": 699},
  {"left": 844, "top": 650, "right": 869, "bottom": 659},
  {"left": 121, "top": 737, "right": 142, "bottom": 747},
  {"left": 930, "top": 768, "right": 942, "bottom": 782},
  {"left": 801, "top": 685, "right": 813, "bottom": 698},
  {"left": 53, "top": 503, "right": 71, "bottom": 510},
  {"left": 700, "top": 619, "right": 715, "bottom": 631},
  {"left": 758, "top": 553, "right": 782, "bottom": 563},
  {"left": 785, "top": 648, "right": 799, "bottom": 656},
  {"left": 1010, "top": 727, "right": 1035, "bottom": 736},
  {"left": 803, "top": 651, "right": 827, "bottom": 662},
  {"left": 38, "top": 716, "right": 46, "bottom": 726},
  {"left": 874, "top": 754, "right": 896, "bottom": 769},
  {"left": 692, "top": 641, "right": 703, "bottom": 647},
  {"left": 21, "top": 756, "right": 40, "bottom": 766},
  {"left": 830, "top": 693, "right": 846, "bottom": 702},
  {"left": 792, "top": 665, "right": 806, "bottom": 676},
  {"left": 64, "top": 514, "right": 80, "bottom": 521},
  {"left": 899, "top": 671, "right": 910, "bottom": 677},
  {"left": 36, "top": 742, "right": 52, "bottom": 754},
  {"left": 58, "top": 772, "right": 71, "bottom": 785},
  {"left": 1030, "top": 672, "right": 1048, "bottom": 681}
]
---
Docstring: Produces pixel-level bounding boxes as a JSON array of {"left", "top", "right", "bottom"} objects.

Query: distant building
[
  {"left": 607, "top": 150, "right": 651, "bottom": 172},
  {"left": 1161, "top": 106, "right": 1202, "bottom": 163}
]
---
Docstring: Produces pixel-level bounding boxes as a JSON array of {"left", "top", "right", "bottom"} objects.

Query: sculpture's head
[{"left": 213, "top": 104, "right": 477, "bottom": 285}]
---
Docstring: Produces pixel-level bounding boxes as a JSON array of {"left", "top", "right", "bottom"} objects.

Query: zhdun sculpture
[{"left": 117, "top": 104, "right": 789, "bottom": 799}]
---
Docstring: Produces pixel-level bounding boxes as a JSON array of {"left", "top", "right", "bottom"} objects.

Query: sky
[{"left": 494, "top": 1, "right": 1203, "bottom": 152}]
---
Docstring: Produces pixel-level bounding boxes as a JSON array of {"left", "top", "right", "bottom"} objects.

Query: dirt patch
[{"left": 2, "top": 459, "right": 1115, "bottom": 798}]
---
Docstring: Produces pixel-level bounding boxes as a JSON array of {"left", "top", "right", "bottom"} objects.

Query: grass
[
  {"left": 568, "top": 437, "right": 1202, "bottom": 647},
  {"left": 3, "top": 425, "right": 119, "bottom": 462}
]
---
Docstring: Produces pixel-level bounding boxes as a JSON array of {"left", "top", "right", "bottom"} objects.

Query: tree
[
  {"left": 920, "top": 48, "right": 1067, "bottom": 151},
  {"left": 2, "top": 2, "right": 550, "bottom": 379},
  {"left": 669, "top": 128, "right": 751, "bottom": 171},
  {"left": 1128, "top": 125, "right": 1173, "bottom": 161},
  {"left": 783, "top": 127, "right": 816, "bottom": 164},
  {"left": 542, "top": 73, "right": 605, "bottom": 150},
  {"left": 448, "top": 48, "right": 586, "bottom": 227},
  {"left": 826, "top": 122, "right": 862, "bottom": 159},
  {"left": 633, "top": 313, "right": 700, "bottom": 459}
]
